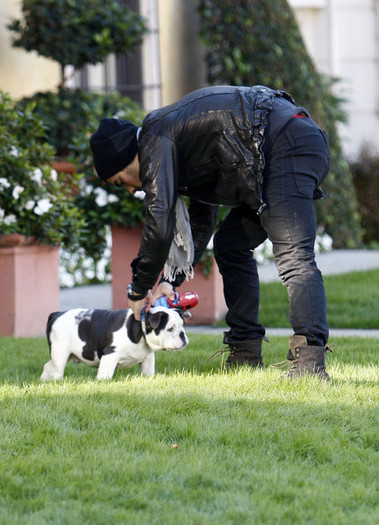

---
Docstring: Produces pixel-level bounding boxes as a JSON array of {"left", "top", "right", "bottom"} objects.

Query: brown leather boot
[
  {"left": 284, "top": 335, "right": 332, "bottom": 380},
  {"left": 226, "top": 339, "right": 264, "bottom": 368}
]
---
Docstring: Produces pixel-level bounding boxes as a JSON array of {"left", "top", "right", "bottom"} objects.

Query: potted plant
[{"left": 0, "top": 91, "right": 85, "bottom": 336}]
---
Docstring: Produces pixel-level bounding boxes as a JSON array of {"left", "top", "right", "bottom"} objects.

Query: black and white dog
[{"left": 40, "top": 306, "right": 188, "bottom": 380}]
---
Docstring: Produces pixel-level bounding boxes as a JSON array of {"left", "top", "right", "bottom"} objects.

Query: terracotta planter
[
  {"left": 111, "top": 225, "right": 227, "bottom": 324},
  {"left": 0, "top": 243, "right": 60, "bottom": 337},
  {"left": 176, "top": 260, "right": 227, "bottom": 325},
  {"left": 111, "top": 224, "right": 144, "bottom": 310},
  {"left": 0, "top": 233, "right": 38, "bottom": 248},
  {"left": 51, "top": 159, "right": 77, "bottom": 175}
]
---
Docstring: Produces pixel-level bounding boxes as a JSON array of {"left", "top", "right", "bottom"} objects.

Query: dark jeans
[{"left": 214, "top": 117, "right": 331, "bottom": 347}]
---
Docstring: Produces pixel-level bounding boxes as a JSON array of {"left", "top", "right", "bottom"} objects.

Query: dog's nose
[{"left": 180, "top": 331, "right": 188, "bottom": 345}]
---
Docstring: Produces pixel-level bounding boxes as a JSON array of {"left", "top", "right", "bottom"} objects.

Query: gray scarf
[{"left": 163, "top": 196, "right": 194, "bottom": 282}]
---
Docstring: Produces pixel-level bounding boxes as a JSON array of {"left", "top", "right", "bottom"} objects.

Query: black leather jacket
[{"left": 132, "top": 85, "right": 307, "bottom": 294}]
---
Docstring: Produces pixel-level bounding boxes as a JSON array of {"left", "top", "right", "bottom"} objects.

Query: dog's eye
[{"left": 167, "top": 327, "right": 174, "bottom": 332}]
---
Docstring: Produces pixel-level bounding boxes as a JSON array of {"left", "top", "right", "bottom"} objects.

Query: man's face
[{"left": 107, "top": 154, "right": 141, "bottom": 194}]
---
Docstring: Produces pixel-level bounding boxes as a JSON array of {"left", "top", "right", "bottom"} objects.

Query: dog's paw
[{"left": 40, "top": 361, "right": 64, "bottom": 381}]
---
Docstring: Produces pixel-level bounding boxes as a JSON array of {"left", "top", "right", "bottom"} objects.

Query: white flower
[
  {"left": 315, "top": 233, "right": 333, "bottom": 254},
  {"left": 108, "top": 194, "right": 119, "bottom": 204},
  {"left": 94, "top": 187, "right": 109, "bottom": 207},
  {"left": 34, "top": 198, "right": 53, "bottom": 215},
  {"left": 83, "top": 184, "right": 94, "bottom": 196},
  {"left": 0, "top": 178, "right": 11, "bottom": 189},
  {"left": 9, "top": 146, "right": 19, "bottom": 157},
  {"left": 25, "top": 200, "right": 35, "bottom": 210},
  {"left": 4, "top": 214, "right": 17, "bottom": 225},
  {"left": 50, "top": 169, "right": 58, "bottom": 182},
  {"left": 12, "top": 185, "right": 24, "bottom": 199},
  {"left": 85, "top": 268, "right": 95, "bottom": 280},
  {"left": 254, "top": 239, "right": 274, "bottom": 264},
  {"left": 30, "top": 168, "right": 43, "bottom": 185},
  {"left": 206, "top": 235, "right": 214, "bottom": 251},
  {"left": 59, "top": 264, "right": 75, "bottom": 288},
  {"left": 0, "top": 208, "right": 4, "bottom": 220},
  {"left": 134, "top": 190, "right": 146, "bottom": 201}
]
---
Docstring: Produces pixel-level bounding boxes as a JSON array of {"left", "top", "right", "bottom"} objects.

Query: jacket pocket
[{"left": 186, "top": 158, "right": 219, "bottom": 187}]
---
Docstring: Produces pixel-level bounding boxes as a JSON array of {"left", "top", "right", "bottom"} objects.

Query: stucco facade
[
  {"left": 0, "top": 0, "right": 59, "bottom": 98},
  {"left": 157, "top": 0, "right": 379, "bottom": 158},
  {"left": 158, "top": 0, "right": 206, "bottom": 106},
  {"left": 289, "top": 0, "right": 379, "bottom": 157},
  {"left": 0, "top": 0, "right": 378, "bottom": 158}
]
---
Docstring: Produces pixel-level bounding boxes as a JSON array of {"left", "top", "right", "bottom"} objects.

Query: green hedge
[
  {"left": 18, "top": 89, "right": 146, "bottom": 262},
  {"left": 8, "top": 0, "right": 147, "bottom": 86},
  {"left": 197, "top": 0, "right": 362, "bottom": 248},
  {"left": 0, "top": 91, "right": 85, "bottom": 249},
  {"left": 350, "top": 146, "right": 379, "bottom": 246}
]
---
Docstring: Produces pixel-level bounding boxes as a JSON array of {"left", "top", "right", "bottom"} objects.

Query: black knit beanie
[{"left": 89, "top": 118, "right": 139, "bottom": 181}]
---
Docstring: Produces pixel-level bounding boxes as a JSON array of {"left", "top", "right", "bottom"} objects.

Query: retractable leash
[
  {"left": 153, "top": 291, "right": 199, "bottom": 311},
  {"left": 140, "top": 291, "right": 199, "bottom": 338},
  {"left": 140, "top": 305, "right": 148, "bottom": 339}
]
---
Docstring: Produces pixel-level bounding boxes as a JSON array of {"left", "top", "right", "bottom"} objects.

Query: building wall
[
  {"left": 0, "top": 0, "right": 377, "bottom": 158},
  {"left": 82, "top": 0, "right": 161, "bottom": 111},
  {"left": 159, "top": 0, "right": 379, "bottom": 158},
  {"left": 289, "top": 0, "right": 379, "bottom": 158},
  {"left": 0, "top": 0, "right": 59, "bottom": 99},
  {"left": 157, "top": 0, "right": 206, "bottom": 107}
]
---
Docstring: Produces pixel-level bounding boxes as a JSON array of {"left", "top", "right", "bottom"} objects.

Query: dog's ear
[
  {"left": 146, "top": 310, "right": 169, "bottom": 332},
  {"left": 174, "top": 308, "right": 192, "bottom": 319}
]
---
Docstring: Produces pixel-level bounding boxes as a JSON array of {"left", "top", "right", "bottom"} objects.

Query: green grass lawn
[
  {"left": 257, "top": 268, "right": 379, "bottom": 329},
  {"left": 0, "top": 334, "right": 378, "bottom": 524}
]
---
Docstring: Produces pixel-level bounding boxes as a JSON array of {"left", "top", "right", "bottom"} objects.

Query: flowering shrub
[
  {"left": 17, "top": 89, "right": 147, "bottom": 284},
  {"left": 67, "top": 101, "right": 146, "bottom": 263},
  {"left": 19, "top": 89, "right": 147, "bottom": 233},
  {"left": 0, "top": 91, "right": 85, "bottom": 248},
  {"left": 59, "top": 228, "right": 112, "bottom": 287}
]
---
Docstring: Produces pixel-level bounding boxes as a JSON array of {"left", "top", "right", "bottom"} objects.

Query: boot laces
[
  {"left": 271, "top": 343, "right": 333, "bottom": 375},
  {"left": 209, "top": 342, "right": 332, "bottom": 366},
  {"left": 269, "top": 360, "right": 293, "bottom": 370}
]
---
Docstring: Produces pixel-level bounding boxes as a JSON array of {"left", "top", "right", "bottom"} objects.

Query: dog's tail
[{"left": 46, "top": 311, "right": 63, "bottom": 353}]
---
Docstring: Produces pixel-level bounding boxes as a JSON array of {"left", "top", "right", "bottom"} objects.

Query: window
[{"left": 77, "top": 0, "right": 161, "bottom": 110}]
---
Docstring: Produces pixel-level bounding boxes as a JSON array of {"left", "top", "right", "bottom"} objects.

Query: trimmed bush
[
  {"left": 0, "top": 91, "right": 85, "bottom": 249},
  {"left": 350, "top": 146, "right": 379, "bottom": 245},
  {"left": 197, "top": 0, "right": 363, "bottom": 248},
  {"left": 18, "top": 89, "right": 146, "bottom": 283},
  {"left": 8, "top": 0, "right": 147, "bottom": 87}
]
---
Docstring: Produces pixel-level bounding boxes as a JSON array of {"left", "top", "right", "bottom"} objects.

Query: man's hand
[
  {"left": 128, "top": 289, "right": 154, "bottom": 321},
  {"left": 153, "top": 282, "right": 175, "bottom": 303}
]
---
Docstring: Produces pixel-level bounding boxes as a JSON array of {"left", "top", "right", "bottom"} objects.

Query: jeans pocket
[{"left": 286, "top": 129, "right": 331, "bottom": 199}]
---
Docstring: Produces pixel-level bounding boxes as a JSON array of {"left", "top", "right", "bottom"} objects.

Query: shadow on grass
[{"left": 1, "top": 379, "right": 378, "bottom": 524}]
